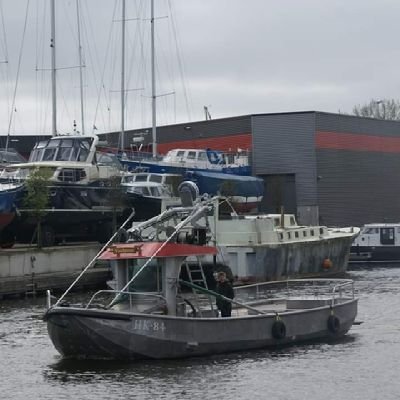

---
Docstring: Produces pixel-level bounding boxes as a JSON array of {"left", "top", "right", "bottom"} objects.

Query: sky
[{"left": 0, "top": 0, "right": 399, "bottom": 137}]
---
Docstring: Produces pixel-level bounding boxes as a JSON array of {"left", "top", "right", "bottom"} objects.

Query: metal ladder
[{"left": 184, "top": 258, "right": 215, "bottom": 317}]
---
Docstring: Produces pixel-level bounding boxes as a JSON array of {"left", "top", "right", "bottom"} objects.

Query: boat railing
[
  {"left": 86, "top": 289, "right": 166, "bottom": 311},
  {"left": 234, "top": 278, "right": 355, "bottom": 305}
]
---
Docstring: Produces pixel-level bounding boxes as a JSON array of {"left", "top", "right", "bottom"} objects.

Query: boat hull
[
  {"left": 215, "top": 235, "right": 354, "bottom": 281},
  {"left": 350, "top": 245, "right": 400, "bottom": 263},
  {"left": 45, "top": 299, "right": 357, "bottom": 360}
]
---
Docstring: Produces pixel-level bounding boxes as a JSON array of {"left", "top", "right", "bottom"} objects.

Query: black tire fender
[
  {"left": 327, "top": 314, "right": 340, "bottom": 334},
  {"left": 271, "top": 319, "right": 286, "bottom": 340}
]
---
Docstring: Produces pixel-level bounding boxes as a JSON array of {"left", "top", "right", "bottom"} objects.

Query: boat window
[
  {"left": 279, "top": 233, "right": 283, "bottom": 240},
  {"left": 295, "top": 231, "right": 299, "bottom": 238},
  {"left": 56, "top": 147, "right": 72, "bottom": 161},
  {"left": 303, "top": 231, "right": 307, "bottom": 237},
  {"left": 310, "top": 229, "right": 315, "bottom": 236},
  {"left": 187, "top": 151, "right": 196, "bottom": 159},
  {"left": 58, "top": 168, "right": 86, "bottom": 182},
  {"left": 128, "top": 259, "right": 162, "bottom": 292},
  {"left": 319, "top": 228, "right": 324, "bottom": 235},
  {"left": 133, "top": 186, "right": 151, "bottom": 196},
  {"left": 177, "top": 151, "right": 185, "bottom": 158},
  {"left": 150, "top": 186, "right": 161, "bottom": 197},
  {"left": 43, "top": 148, "right": 57, "bottom": 161},
  {"left": 274, "top": 218, "right": 280, "bottom": 226},
  {"left": 122, "top": 176, "right": 134, "bottom": 184},
  {"left": 47, "top": 139, "right": 61, "bottom": 148},
  {"left": 290, "top": 217, "right": 296, "bottom": 225},
  {"left": 198, "top": 152, "right": 207, "bottom": 161},
  {"left": 363, "top": 228, "right": 379, "bottom": 234},
  {"left": 135, "top": 175, "right": 148, "bottom": 182},
  {"left": 149, "top": 175, "right": 162, "bottom": 183},
  {"left": 287, "top": 232, "right": 291, "bottom": 239}
]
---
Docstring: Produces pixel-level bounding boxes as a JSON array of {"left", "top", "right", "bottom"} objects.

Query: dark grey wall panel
[
  {"left": 316, "top": 112, "right": 400, "bottom": 137},
  {"left": 251, "top": 113, "right": 317, "bottom": 207},
  {"left": 316, "top": 149, "right": 400, "bottom": 226},
  {"left": 100, "top": 115, "right": 252, "bottom": 148}
]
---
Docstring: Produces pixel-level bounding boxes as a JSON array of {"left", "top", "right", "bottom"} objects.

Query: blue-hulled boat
[
  {"left": 119, "top": 148, "right": 252, "bottom": 176},
  {"left": 184, "top": 170, "right": 264, "bottom": 213}
]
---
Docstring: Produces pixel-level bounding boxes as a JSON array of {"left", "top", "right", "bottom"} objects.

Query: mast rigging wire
[{"left": 6, "top": 0, "right": 30, "bottom": 151}]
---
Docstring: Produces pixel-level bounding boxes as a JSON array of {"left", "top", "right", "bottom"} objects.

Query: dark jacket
[{"left": 216, "top": 280, "right": 234, "bottom": 309}]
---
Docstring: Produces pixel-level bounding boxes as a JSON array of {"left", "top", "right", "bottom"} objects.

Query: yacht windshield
[{"left": 29, "top": 137, "right": 93, "bottom": 162}]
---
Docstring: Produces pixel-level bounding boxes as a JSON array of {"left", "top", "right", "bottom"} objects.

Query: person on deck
[{"left": 215, "top": 271, "right": 234, "bottom": 317}]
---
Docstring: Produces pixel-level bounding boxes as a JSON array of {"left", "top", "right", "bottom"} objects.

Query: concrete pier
[{"left": 0, "top": 243, "right": 110, "bottom": 297}]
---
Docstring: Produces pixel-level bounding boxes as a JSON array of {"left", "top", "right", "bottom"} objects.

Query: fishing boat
[
  {"left": 350, "top": 223, "right": 400, "bottom": 263},
  {"left": 44, "top": 209, "right": 358, "bottom": 360}
]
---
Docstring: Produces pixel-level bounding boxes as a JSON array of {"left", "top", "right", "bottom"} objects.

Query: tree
[
  {"left": 22, "top": 167, "right": 52, "bottom": 247},
  {"left": 352, "top": 98, "right": 400, "bottom": 120}
]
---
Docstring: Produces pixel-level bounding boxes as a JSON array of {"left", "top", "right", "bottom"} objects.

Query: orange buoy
[{"left": 322, "top": 258, "right": 333, "bottom": 269}]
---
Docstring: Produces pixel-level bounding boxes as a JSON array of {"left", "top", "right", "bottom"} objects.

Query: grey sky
[{"left": 0, "top": 0, "right": 399, "bottom": 136}]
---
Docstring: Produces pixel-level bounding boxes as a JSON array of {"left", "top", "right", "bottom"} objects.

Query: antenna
[{"left": 204, "top": 106, "right": 212, "bottom": 120}]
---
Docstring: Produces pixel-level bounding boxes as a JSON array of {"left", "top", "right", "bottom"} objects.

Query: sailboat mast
[
  {"left": 120, "top": 0, "right": 126, "bottom": 151},
  {"left": 76, "top": 0, "right": 85, "bottom": 135},
  {"left": 151, "top": 0, "right": 157, "bottom": 157},
  {"left": 50, "top": 0, "right": 57, "bottom": 136}
]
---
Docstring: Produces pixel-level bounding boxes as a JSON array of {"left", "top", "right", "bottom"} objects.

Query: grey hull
[
  {"left": 217, "top": 236, "right": 354, "bottom": 281},
  {"left": 45, "top": 299, "right": 357, "bottom": 360}
]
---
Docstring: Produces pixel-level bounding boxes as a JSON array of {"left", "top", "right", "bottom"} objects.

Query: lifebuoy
[
  {"left": 327, "top": 314, "right": 340, "bottom": 334},
  {"left": 271, "top": 319, "right": 286, "bottom": 340}
]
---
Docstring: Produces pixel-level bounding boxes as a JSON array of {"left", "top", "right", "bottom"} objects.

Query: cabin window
[
  {"left": 198, "top": 152, "right": 207, "bottom": 161},
  {"left": 150, "top": 175, "right": 162, "bottom": 183},
  {"left": 177, "top": 151, "right": 185, "bottom": 158},
  {"left": 303, "top": 231, "right": 307, "bottom": 237},
  {"left": 43, "top": 148, "right": 57, "bottom": 161},
  {"left": 128, "top": 259, "right": 162, "bottom": 292},
  {"left": 150, "top": 186, "right": 161, "bottom": 197},
  {"left": 310, "top": 229, "right": 315, "bottom": 236},
  {"left": 295, "top": 231, "right": 299, "bottom": 238},
  {"left": 319, "top": 228, "right": 324, "bottom": 235},
  {"left": 187, "top": 151, "right": 196, "bottom": 159},
  {"left": 56, "top": 147, "right": 72, "bottom": 161},
  {"left": 290, "top": 217, "right": 296, "bottom": 225},
  {"left": 287, "top": 232, "right": 291, "bottom": 239},
  {"left": 274, "top": 218, "right": 280, "bottom": 226},
  {"left": 363, "top": 228, "right": 379, "bottom": 234},
  {"left": 279, "top": 233, "right": 283, "bottom": 240},
  {"left": 135, "top": 175, "right": 148, "bottom": 182}
]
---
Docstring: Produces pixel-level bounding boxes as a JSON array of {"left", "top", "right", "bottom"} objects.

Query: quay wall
[{"left": 0, "top": 244, "right": 110, "bottom": 297}]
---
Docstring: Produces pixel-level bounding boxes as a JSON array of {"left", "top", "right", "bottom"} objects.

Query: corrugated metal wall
[
  {"left": 316, "top": 112, "right": 400, "bottom": 227},
  {"left": 101, "top": 115, "right": 252, "bottom": 152},
  {"left": 251, "top": 112, "right": 318, "bottom": 224}
]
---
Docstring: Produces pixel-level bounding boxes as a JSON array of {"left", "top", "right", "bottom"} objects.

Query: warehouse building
[
  {"left": 100, "top": 111, "right": 400, "bottom": 227},
  {"left": 5, "top": 111, "right": 400, "bottom": 227}
]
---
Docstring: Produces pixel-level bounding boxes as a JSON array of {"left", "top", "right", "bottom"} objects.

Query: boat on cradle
[
  {"left": 119, "top": 148, "right": 252, "bottom": 176},
  {"left": 350, "top": 223, "right": 400, "bottom": 263},
  {"left": 0, "top": 135, "right": 128, "bottom": 247},
  {"left": 184, "top": 170, "right": 264, "bottom": 213},
  {"left": 120, "top": 172, "right": 182, "bottom": 220},
  {"left": 126, "top": 195, "right": 360, "bottom": 282},
  {"left": 44, "top": 210, "right": 358, "bottom": 360},
  {"left": 0, "top": 182, "right": 24, "bottom": 246}
]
